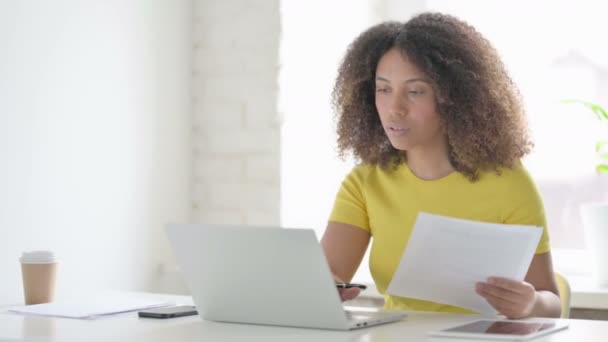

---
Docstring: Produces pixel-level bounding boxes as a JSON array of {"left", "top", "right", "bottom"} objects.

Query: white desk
[{"left": 2, "top": 293, "right": 608, "bottom": 342}]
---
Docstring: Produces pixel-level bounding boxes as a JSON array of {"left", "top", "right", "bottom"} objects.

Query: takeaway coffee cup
[{"left": 20, "top": 251, "right": 57, "bottom": 305}]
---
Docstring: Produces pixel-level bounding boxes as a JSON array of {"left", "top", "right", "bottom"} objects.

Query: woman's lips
[{"left": 387, "top": 126, "right": 410, "bottom": 136}]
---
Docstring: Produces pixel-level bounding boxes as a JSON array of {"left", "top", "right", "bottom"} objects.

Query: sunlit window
[{"left": 280, "top": 0, "right": 608, "bottom": 281}]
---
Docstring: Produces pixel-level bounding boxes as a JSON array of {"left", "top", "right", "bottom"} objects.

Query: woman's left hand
[{"left": 476, "top": 277, "right": 538, "bottom": 319}]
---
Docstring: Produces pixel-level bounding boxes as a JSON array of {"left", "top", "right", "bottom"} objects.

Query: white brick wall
[{"left": 192, "top": 0, "right": 280, "bottom": 226}]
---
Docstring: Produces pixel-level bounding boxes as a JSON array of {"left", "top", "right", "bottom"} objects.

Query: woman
[{"left": 322, "top": 12, "right": 561, "bottom": 319}]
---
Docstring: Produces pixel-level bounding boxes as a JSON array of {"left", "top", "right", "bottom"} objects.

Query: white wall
[
  {"left": 0, "top": 0, "right": 191, "bottom": 303},
  {"left": 192, "top": 0, "right": 280, "bottom": 226}
]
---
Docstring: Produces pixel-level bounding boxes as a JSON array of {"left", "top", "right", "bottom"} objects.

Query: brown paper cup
[
  {"left": 21, "top": 263, "right": 57, "bottom": 305},
  {"left": 20, "top": 251, "right": 57, "bottom": 305}
]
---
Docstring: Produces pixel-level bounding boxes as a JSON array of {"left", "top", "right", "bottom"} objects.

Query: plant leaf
[
  {"left": 596, "top": 165, "right": 608, "bottom": 174},
  {"left": 561, "top": 99, "right": 595, "bottom": 106},
  {"left": 591, "top": 104, "right": 608, "bottom": 121},
  {"left": 561, "top": 99, "right": 585, "bottom": 104},
  {"left": 562, "top": 99, "right": 608, "bottom": 121},
  {"left": 596, "top": 141, "right": 608, "bottom": 153}
]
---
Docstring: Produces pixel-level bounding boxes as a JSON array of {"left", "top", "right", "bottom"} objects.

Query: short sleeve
[
  {"left": 503, "top": 167, "right": 551, "bottom": 254},
  {"left": 328, "top": 165, "right": 370, "bottom": 232}
]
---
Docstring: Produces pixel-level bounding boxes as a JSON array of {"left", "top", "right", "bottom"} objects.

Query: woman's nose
[{"left": 389, "top": 96, "right": 407, "bottom": 117}]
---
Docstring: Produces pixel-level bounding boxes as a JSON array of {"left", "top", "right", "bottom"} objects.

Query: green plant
[{"left": 562, "top": 99, "right": 608, "bottom": 174}]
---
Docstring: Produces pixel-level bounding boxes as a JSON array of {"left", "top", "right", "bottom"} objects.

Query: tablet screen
[{"left": 443, "top": 320, "right": 556, "bottom": 336}]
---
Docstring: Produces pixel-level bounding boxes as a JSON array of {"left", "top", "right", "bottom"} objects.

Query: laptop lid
[{"left": 165, "top": 224, "right": 352, "bottom": 330}]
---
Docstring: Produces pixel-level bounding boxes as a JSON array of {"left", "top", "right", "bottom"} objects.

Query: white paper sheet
[
  {"left": 7, "top": 292, "right": 174, "bottom": 319},
  {"left": 386, "top": 212, "right": 542, "bottom": 315}
]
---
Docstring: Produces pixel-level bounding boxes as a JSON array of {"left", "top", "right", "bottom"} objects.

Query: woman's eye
[
  {"left": 376, "top": 88, "right": 389, "bottom": 93},
  {"left": 408, "top": 90, "right": 424, "bottom": 95}
]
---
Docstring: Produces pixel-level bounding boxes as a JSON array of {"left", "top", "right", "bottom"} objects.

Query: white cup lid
[{"left": 20, "top": 251, "right": 56, "bottom": 264}]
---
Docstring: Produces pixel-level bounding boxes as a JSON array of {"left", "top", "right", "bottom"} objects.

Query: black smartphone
[{"left": 138, "top": 305, "right": 198, "bottom": 319}]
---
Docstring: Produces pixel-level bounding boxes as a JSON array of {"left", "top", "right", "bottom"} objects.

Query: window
[
  {"left": 280, "top": 0, "right": 608, "bottom": 280},
  {"left": 427, "top": 0, "right": 608, "bottom": 275},
  {"left": 279, "top": 0, "right": 372, "bottom": 282}
]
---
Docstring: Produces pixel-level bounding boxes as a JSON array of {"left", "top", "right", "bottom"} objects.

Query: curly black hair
[{"left": 332, "top": 12, "right": 532, "bottom": 181}]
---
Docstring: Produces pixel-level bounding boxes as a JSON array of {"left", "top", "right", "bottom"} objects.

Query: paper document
[
  {"left": 386, "top": 212, "right": 542, "bottom": 315},
  {"left": 8, "top": 292, "right": 174, "bottom": 319}
]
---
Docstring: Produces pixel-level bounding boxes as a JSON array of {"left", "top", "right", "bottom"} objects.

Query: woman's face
[{"left": 375, "top": 48, "right": 445, "bottom": 152}]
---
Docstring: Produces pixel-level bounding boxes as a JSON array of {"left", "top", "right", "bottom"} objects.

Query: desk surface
[{"left": 2, "top": 292, "right": 608, "bottom": 342}]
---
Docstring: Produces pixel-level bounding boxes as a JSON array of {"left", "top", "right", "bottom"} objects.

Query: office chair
[{"left": 555, "top": 272, "right": 571, "bottom": 318}]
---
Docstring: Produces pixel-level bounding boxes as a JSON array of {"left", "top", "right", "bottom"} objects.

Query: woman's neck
[{"left": 405, "top": 145, "right": 454, "bottom": 181}]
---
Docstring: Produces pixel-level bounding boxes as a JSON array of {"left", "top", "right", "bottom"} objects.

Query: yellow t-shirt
[{"left": 329, "top": 162, "right": 550, "bottom": 314}]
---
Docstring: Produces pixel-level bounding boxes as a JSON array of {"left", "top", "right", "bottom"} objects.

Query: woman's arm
[
  {"left": 525, "top": 251, "right": 562, "bottom": 318},
  {"left": 321, "top": 221, "right": 371, "bottom": 302}
]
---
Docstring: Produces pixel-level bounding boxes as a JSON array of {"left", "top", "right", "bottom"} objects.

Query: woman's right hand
[{"left": 334, "top": 275, "right": 361, "bottom": 302}]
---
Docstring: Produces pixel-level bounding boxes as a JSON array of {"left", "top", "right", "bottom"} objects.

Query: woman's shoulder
[
  {"left": 479, "top": 162, "right": 539, "bottom": 193},
  {"left": 348, "top": 162, "right": 400, "bottom": 179},
  {"left": 343, "top": 163, "right": 397, "bottom": 189},
  {"left": 344, "top": 163, "right": 374, "bottom": 184}
]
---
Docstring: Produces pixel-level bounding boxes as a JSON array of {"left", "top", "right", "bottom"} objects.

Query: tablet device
[{"left": 429, "top": 319, "right": 569, "bottom": 340}]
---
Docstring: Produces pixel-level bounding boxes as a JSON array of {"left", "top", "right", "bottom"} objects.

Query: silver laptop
[{"left": 165, "top": 224, "right": 406, "bottom": 330}]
